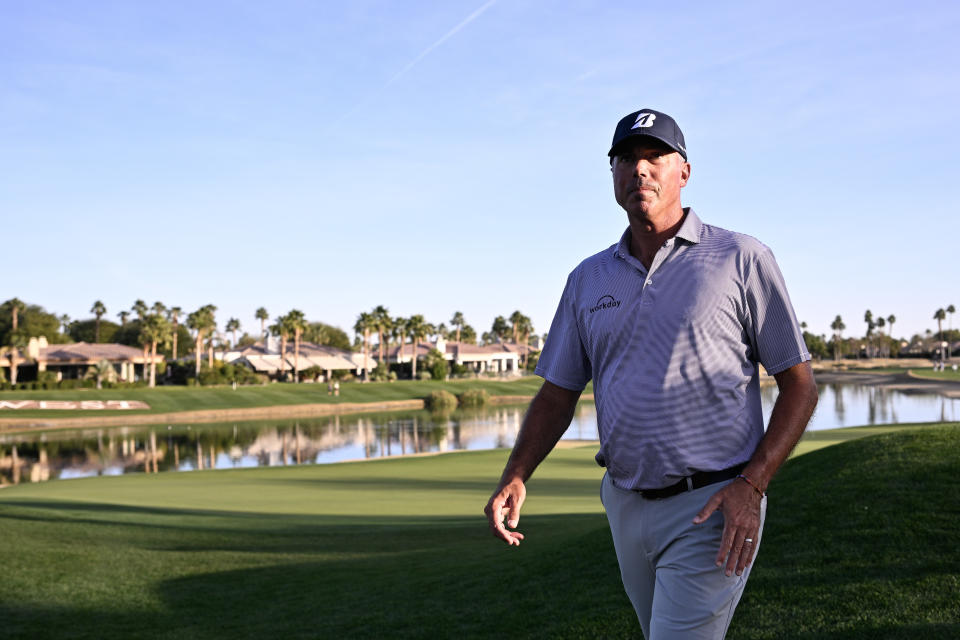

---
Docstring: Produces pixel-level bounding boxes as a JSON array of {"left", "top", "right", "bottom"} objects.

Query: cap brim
[{"left": 608, "top": 133, "right": 686, "bottom": 160}]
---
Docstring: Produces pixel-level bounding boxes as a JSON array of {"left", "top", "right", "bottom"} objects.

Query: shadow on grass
[{"left": 0, "top": 510, "right": 638, "bottom": 640}]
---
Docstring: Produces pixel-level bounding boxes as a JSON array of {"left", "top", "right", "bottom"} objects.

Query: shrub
[
  {"left": 417, "top": 371, "right": 432, "bottom": 381},
  {"left": 423, "top": 348, "right": 449, "bottom": 381},
  {"left": 426, "top": 390, "right": 457, "bottom": 412},
  {"left": 370, "top": 362, "right": 391, "bottom": 382},
  {"left": 457, "top": 388, "right": 490, "bottom": 408},
  {"left": 36, "top": 371, "right": 59, "bottom": 389}
]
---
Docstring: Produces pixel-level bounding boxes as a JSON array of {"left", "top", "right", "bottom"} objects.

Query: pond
[{"left": 1, "top": 381, "right": 957, "bottom": 485}]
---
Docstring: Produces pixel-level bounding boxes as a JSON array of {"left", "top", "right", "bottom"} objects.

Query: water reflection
[
  {"left": 0, "top": 404, "right": 596, "bottom": 486},
  {"left": 2, "top": 383, "right": 958, "bottom": 485},
  {"left": 761, "top": 383, "right": 958, "bottom": 430}
]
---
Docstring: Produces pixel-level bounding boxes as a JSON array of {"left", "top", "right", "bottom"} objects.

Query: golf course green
[{"left": 1, "top": 422, "right": 958, "bottom": 639}]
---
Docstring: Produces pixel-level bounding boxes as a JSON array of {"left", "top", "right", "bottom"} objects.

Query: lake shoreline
[
  {"left": 814, "top": 369, "right": 960, "bottom": 399},
  {"left": 0, "top": 393, "right": 595, "bottom": 434}
]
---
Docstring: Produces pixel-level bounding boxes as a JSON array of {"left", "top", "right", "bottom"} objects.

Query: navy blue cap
[{"left": 608, "top": 109, "right": 687, "bottom": 160}]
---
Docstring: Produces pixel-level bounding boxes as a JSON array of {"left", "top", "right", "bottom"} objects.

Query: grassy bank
[
  {"left": 0, "top": 377, "right": 585, "bottom": 422},
  {"left": 0, "top": 422, "right": 958, "bottom": 638},
  {"left": 909, "top": 368, "right": 960, "bottom": 382}
]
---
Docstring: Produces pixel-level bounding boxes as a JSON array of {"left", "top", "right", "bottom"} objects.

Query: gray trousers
[{"left": 601, "top": 473, "right": 767, "bottom": 640}]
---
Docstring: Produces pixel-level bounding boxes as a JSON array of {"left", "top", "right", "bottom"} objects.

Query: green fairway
[
  {"left": 909, "top": 368, "right": 960, "bottom": 382},
  {"left": 1, "top": 422, "right": 958, "bottom": 639},
  {"left": 0, "top": 377, "right": 584, "bottom": 421}
]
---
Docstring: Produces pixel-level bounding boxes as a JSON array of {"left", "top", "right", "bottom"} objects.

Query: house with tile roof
[
  {"left": 0, "top": 336, "right": 162, "bottom": 382},
  {"left": 384, "top": 337, "right": 532, "bottom": 376},
  {"left": 223, "top": 338, "right": 373, "bottom": 380}
]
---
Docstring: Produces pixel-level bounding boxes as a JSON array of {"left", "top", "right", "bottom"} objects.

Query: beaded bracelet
[{"left": 736, "top": 474, "right": 766, "bottom": 497}]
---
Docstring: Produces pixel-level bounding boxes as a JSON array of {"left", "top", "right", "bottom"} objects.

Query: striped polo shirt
[{"left": 535, "top": 209, "right": 810, "bottom": 490}]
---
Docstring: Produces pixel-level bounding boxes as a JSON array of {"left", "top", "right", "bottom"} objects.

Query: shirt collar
[{"left": 613, "top": 207, "right": 703, "bottom": 260}]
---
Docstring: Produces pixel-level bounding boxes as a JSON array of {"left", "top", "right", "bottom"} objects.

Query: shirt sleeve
[
  {"left": 534, "top": 269, "right": 592, "bottom": 391},
  {"left": 743, "top": 246, "right": 811, "bottom": 375}
]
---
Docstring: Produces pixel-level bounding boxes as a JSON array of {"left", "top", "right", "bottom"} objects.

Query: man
[{"left": 484, "top": 108, "right": 818, "bottom": 639}]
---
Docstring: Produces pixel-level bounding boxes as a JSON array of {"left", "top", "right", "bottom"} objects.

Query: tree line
[
  {"left": 809, "top": 305, "right": 957, "bottom": 361},
  {"left": 0, "top": 298, "right": 539, "bottom": 387}
]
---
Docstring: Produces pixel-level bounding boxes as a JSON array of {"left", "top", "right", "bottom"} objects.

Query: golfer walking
[{"left": 484, "top": 108, "right": 818, "bottom": 639}]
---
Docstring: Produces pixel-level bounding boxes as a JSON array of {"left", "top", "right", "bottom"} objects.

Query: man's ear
[{"left": 679, "top": 161, "right": 691, "bottom": 187}]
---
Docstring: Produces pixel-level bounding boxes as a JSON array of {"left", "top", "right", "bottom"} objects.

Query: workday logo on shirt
[{"left": 589, "top": 295, "right": 621, "bottom": 314}]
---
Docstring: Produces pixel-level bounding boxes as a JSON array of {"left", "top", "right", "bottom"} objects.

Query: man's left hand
[{"left": 692, "top": 479, "right": 762, "bottom": 577}]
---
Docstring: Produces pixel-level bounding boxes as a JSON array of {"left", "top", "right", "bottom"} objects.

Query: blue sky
[{"left": 3, "top": 0, "right": 958, "bottom": 343}]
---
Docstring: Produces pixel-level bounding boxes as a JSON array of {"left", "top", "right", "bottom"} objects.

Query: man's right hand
[{"left": 484, "top": 478, "right": 527, "bottom": 546}]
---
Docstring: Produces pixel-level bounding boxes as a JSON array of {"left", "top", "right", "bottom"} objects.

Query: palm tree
[
  {"left": 151, "top": 301, "right": 167, "bottom": 317},
  {"left": 90, "top": 300, "right": 106, "bottom": 342},
  {"left": 226, "top": 318, "right": 241, "bottom": 347},
  {"left": 7, "top": 298, "right": 26, "bottom": 333},
  {"left": 863, "top": 310, "right": 874, "bottom": 358},
  {"left": 830, "top": 315, "right": 846, "bottom": 361},
  {"left": 169, "top": 306, "right": 182, "bottom": 360},
  {"left": 117, "top": 311, "right": 129, "bottom": 328},
  {"left": 132, "top": 299, "right": 148, "bottom": 324},
  {"left": 58, "top": 314, "right": 70, "bottom": 335},
  {"left": 491, "top": 316, "right": 510, "bottom": 343},
  {"left": 393, "top": 315, "right": 407, "bottom": 371},
  {"left": 285, "top": 310, "right": 306, "bottom": 383},
  {"left": 271, "top": 315, "right": 291, "bottom": 380},
  {"left": 187, "top": 305, "right": 217, "bottom": 378},
  {"left": 354, "top": 312, "right": 373, "bottom": 381},
  {"left": 934, "top": 308, "right": 947, "bottom": 357},
  {"left": 886, "top": 314, "right": 896, "bottom": 341},
  {"left": 85, "top": 359, "right": 117, "bottom": 390},
  {"left": 255, "top": 307, "right": 269, "bottom": 340},
  {"left": 509, "top": 311, "right": 524, "bottom": 344},
  {"left": 876, "top": 316, "right": 886, "bottom": 357},
  {"left": 6, "top": 333, "right": 28, "bottom": 385},
  {"left": 405, "top": 314, "right": 427, "bottom": 380},
  {"left": 450, "top": 311, "right": 465, "bottom": 344},
  {"left": 140, "top": 313, "right": 171, "bottom": 387},
  {"left": 371, "top": 305, "right": 392, "bottom": 363},
  {"left": 949, "top": 304, "right": 956, "bottom": 334}
]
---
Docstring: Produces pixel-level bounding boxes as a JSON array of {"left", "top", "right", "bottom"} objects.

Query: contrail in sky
[
  {"left": 384, "top": 0, "right": 498, "bottom": 88},
  {"left": 329, "top": 0, "right": 498, "bottom": 128}
]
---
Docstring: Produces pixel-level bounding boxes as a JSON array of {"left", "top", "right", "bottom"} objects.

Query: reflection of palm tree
[{"left": 831, "top": 382, "right": 845, "bottom": 425}]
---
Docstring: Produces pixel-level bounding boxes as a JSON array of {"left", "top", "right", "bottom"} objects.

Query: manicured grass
[
  {"left": 0, "top": 377, "right": 589, "bottom": 420},
  {"left": 0, "top": 422, "right": 958, "bottom": 639},
  {"left": 909, "top": 368, "right": 960, "bottom": 382}
]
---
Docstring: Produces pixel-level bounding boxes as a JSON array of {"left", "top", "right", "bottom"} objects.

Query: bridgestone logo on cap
[{"left": 632, "top": 113, "right": 656, "bottom": 129}]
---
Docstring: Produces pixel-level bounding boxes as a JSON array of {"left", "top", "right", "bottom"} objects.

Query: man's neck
[{"left": 628, "top": 207, "right": 687, "bottom": 270}]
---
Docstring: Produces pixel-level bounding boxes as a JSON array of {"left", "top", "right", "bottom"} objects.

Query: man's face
[{"left": 611, "top": 138, "right": 690, "bottom": 225}]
